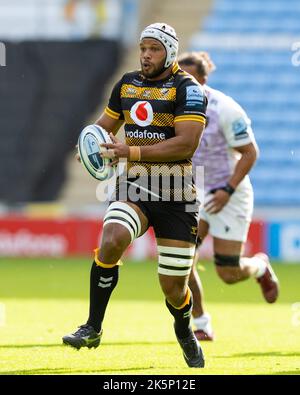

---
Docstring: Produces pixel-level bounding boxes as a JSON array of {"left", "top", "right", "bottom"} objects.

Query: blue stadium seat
[
  {"left": 202, "top": 0, "right": 300, "bottom": 34},
  {"left": 191, "top": 0, "right": 300, "bottom": 206}
]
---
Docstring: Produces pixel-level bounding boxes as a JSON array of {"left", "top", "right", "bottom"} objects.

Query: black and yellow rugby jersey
[{"left": 105, "top": 63, "right": 207, "bottom": 202}]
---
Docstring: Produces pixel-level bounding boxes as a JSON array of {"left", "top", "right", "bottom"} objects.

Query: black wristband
[{"left": 220, "top": 183, "right": 235, "bottom": 196}]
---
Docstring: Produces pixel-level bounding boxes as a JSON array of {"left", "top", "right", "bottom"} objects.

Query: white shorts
[{"left": 199, "top": 185, "right": 254, "bottom": 242}]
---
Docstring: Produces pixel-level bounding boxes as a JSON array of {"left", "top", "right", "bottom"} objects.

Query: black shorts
[
  {"left": 111, "top": 177, "right": 199, "bottom": 244},
  {"left": 128, "top": 200, "right": 198, "bottom": 244}
]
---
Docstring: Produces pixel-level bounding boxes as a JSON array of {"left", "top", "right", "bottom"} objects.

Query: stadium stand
[
  {"left": 190, "top": 0, "right": 300, "bottom": 206},
  {"left": 0, "top": 0, "right": 136, "bottom": 204}
]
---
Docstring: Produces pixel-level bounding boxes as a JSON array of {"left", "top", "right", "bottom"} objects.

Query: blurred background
[{"left": 0, "top": 0, "right": 299, "bottom": 263}]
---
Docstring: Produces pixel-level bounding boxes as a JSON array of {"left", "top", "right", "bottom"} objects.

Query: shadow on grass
[
  {"left": 0, "top": 341, "right": 175, "bottom": 349},
  {"left": 0, "top": 367, "right": 155, "bottom": 375},
  {"left": 217, "top": 352, "right": 300, "bottom": 358}
]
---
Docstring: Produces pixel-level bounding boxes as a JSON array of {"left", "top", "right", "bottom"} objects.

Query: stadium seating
[
  {"left": 0, "top": 1, "right": 142, "bottom": 204},
  {"left": 190, "top": 0, "right": 300, "bottom": 206},
  {"left": 203, "top": 0, "right": 300, "bottom": 34}
]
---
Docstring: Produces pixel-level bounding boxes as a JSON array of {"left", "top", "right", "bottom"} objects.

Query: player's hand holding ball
[
  {"left": 100, "top": 133, "right": 130, "bottom": 167},
  {"left": 77, "top": 124, "right": 117, "bottom": 181}
]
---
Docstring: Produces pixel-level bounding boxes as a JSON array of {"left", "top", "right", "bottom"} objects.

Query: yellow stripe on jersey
[
  {"left": 172, "top": 62, "right": 180, "bottom": 74},
  {"left": 123, "top": 110, "right": 174, "bottom": 127},
  {"left": 174, "top": 115, "right": 206, "bottom": 125},
  {"left": 121, "top": 84, "right": 176, "bottom": 101},
  {"left": 105, "top": 106, "right": 120, "bottom": 120}
]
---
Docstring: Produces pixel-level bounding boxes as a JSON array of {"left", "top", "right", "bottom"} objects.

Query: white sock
[
  {"left": 193, "top": 312, "right": 213, "bottom": 335},
  {"left": 240, "top": 256, "right": 267, "bottom": 278}
]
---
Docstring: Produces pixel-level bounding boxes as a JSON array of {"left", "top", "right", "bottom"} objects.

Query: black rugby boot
[
  {"left": 62, "top": 324, "right": 102, "bottom": 350},
  {"left": 176, "top": 326, "right": 205, "bottom": 368}
]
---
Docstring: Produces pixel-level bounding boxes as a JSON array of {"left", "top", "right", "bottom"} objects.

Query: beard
[{"left": 140, "top": 58, "right": 166, "bottom": 79}]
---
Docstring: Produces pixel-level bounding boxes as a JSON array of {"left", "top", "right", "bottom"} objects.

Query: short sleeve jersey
[
  {"left": 104, "top": 63, "right": 207, "bottom": 201},
  {"left": 192, "top": 85, "right": 256, "bottom": 193}
]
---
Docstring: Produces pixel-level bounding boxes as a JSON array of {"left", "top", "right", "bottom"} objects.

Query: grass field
[{"left": 0, "top": 258, "right": 299, "bottom": 375}]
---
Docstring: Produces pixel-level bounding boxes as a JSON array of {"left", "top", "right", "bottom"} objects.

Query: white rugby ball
[{"left": 78, "top": 124, "right": 115, "bottom": 181}]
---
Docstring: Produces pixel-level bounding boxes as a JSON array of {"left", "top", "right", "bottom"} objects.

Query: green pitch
[{"left": 0, "top": 258, "right": 299, "bottom": 375}]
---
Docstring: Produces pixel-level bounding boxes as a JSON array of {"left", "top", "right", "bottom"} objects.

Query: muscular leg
[
  {"left": 213, "top": 237, "right": 266, "bottom": 284},
  {"left": 157, "top": 238, "right": 204, "bottom": 367},
  {"left": 63, "top": 201, "right": 149, "bottom": 351},
  {"left": 87, "top": 202, "right": 149, "bottom": 332},
  {"left": 85, "top": 223, "right": 131, "bottom": 332},
  {"left": 157, "top": 238, "right": 195, "bottom": 337},
  {"left": 188, "top": 220, "right": 214, "bottom": 340},
  {"left": 189, "top": 220, "right": 209, "bottom": 318},
  {"left": 213, "top": 237, "right": 279, "bottom": 303},
  {"left": 157, "top": 238, "right": 193, "bottom": 309}
]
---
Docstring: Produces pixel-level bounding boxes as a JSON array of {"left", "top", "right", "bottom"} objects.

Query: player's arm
[
  {"left": 140, "top": 79, "right": 207, "bottom": 161},
  {"left": 205, "top": 101, "right": 258, "bottom": 214},
  {"left": 95, "top": 112, "right": 124, "bottom": 135},
  {"left": 139, "top": 120, "right": 205, "bottom": 161},
  {"left": 75, "top": 76, "right": 124, "bottom": 162},
  {"left": 101, "top": 120, "right": 204, "bottom": 162},
  {"left": 220, "top": 100, "right": 259, "bottom": 191},
  {"left": 205, "top": 142, "right": 258, "bottom": 214},
  {"left": 96, "top": 76, "right": 125, "bottom": 135},
  {"left": 227, "top": 142, "right": 258, "bottom": 189},
  {"left": 101, "top": 78, "right": 207, "bottom": 161}
]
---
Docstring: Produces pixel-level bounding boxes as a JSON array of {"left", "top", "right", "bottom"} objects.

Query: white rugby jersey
[{"left": 193, "top": 85, "right": 256, "bottom": 193}]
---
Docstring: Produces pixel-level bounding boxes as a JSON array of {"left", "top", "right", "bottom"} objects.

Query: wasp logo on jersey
[
  {"left": 142, "top": 90, "right": 151, "bottom": 98},
  {"left": 130, "top": 101, "right": 154, "bottom": 127},
  {"left": 127, "top": 87, "right": 137, "bottom": 95}
]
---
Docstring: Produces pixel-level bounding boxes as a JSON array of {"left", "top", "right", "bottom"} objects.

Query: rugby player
[
  {"left": 178, "top": 52, "right": 279, "bottom": 341},
  {"left": 63, "top": 24, "right": 207, "bottom": 368}
]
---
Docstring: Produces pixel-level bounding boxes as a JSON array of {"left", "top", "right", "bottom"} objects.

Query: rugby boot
[
  {"left": 194, "top": 329, "right": 214, "bottom": 341},
  {"left": 176, "top": 327, "right": 205, "bottom": 368},
  {"left": 193, "top": 312, "right": 214, "bottom": 341},
  {"left": 62, "top": 324, "right": 102, "bottom": 349},
  {"left": 255, "top": 253, "right": 279, "bottom": 303}
]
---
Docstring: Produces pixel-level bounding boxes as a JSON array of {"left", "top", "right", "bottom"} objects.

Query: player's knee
[
  {"left": 158, "top": 245, "right": 194, "bottom": 305},
  {"left": 217, "top": 269, "right": 237, "bottom": 284},
  {"left": 166, "top": 290, "right": 186, "bottom": 307},
  {"left": 103, "top": 202, "right": 142, "bottom": 244},
  {"left": 160, "top": 280, "right": 176, "bottom": 300},
  {"left": 160, "top": 279, "right": 186, "bottom": 307},
  {"left": 100, "top": 235, "right": 125, "bottom": 262},
  {"left": 214, "top": 254, "right": 240, "bottom": 284}
]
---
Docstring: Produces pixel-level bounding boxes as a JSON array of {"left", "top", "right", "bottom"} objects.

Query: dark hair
[{"left": 178, "top": 51, "right": 216, "bottom": 78}]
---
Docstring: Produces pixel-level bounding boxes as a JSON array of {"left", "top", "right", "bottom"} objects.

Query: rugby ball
[{"left": 77, "top": 124, "right": 115, "bottom": 181}]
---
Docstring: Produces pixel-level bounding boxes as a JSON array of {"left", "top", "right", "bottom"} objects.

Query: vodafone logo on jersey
[{"left": 130, "top": 101, "right": 153, "bottom": 127}]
